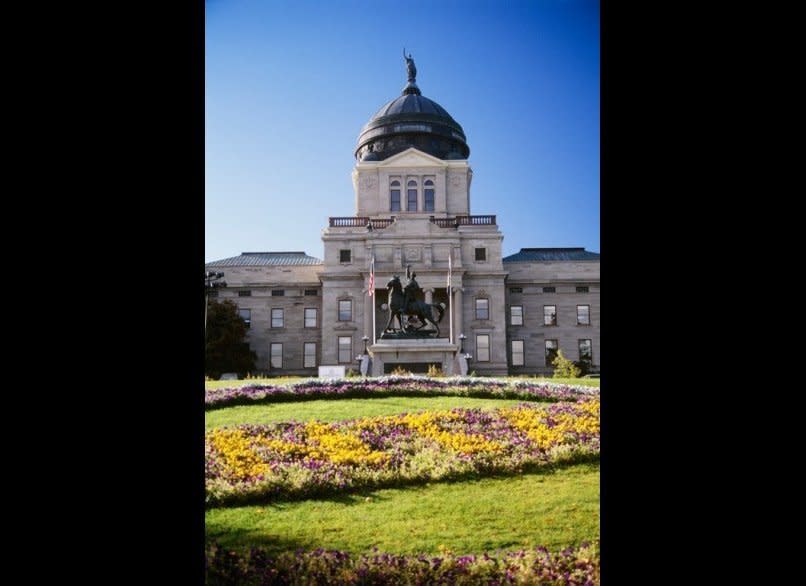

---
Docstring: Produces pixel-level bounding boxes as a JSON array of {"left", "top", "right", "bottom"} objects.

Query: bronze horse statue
[{"left": 384, "top": 275, "right": 445, "bottom": 336}]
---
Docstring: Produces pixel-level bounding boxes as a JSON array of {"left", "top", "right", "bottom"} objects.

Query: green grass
[
  {"left": 205, "top": 376, "right": 600, "bottom": 391},
  {"left": 206, "top": 461, "right": 599, "bottom": 556},
  {"left": 206, "top": 396, "right": 531, "bottom": 430}
]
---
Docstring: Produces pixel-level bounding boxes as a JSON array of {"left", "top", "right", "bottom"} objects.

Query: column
[
  {"left": 364, "top": 291, "right": 372, "bottom": 341},
  {"left": 453, "top": 287, "right": 463, "bottom": 344}
]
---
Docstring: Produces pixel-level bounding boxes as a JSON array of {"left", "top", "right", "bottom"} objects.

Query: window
[
  {"left": 475, "top": 248, "right": 487, "bottom": 262},
  {"left": 304, "top": 289, "right": 318, "bottom": 296},
  {"left": 271, "top": 308, "right": 284, "bottom": 328},
  {"left": 545, "top": 339, "right": 559, "bottom": 366},
  {"left": 475, "top": 298, "right": 489, "bottom": 320},
  {"left": 238, "top": 290, "right": 251, "bottom": 297},
  {"left": 407, "top": 180, "right": 418, "bottom": 211},
  {"left": 390, "top": 180, "right": 401, "bottom": 212},
  {"left": 424, "top": 179, "right": 434, "bottom": 212},
  {"left": 510, "top": 305, "right": 523, "bottom": 326},
  {"left": 579, "top": 339, "right": 593, "bottom": 365},
  {"left": 338, "top": 299, "right": 352, "bottom": 321},
  {"left": 271, "top": 290, "right": 284, "bottom": 297},
  {"left": 476, "top": 334, "right": 490, "bottom": 362},
  {"left": 238, "top": 308, "right": 251, "bottom": 328},
  {"left": 576, "top": 286, "right": 589, "bottom": 293},
  {"left": 304, "top": 342, "right": 317, "bottom": 368},
  {"left": 208, "top": 289, "right": 219, "bottom": 298},
  {"left": 512, "top": 340, "right": 524, "bottom": 366},
  {"left": 338, "top": 336, "right": 352, "bottom": 363},
  {"left": 304, "top": 308, "right": 318, "bottom": 328},
  {"left": 340, "top": 249, "right": 351, "bottom": 263},
  {"left": 509, "top": 287, "right": 522, "bottom": 294},
  {"left": 270, "top": 343, "right": 283, "bottom": 369},
  {"left": 543, "top": 305, "right": 557, "bottom": 326},
  {"left": 577, "top": 305, "right": 591, "bottom": 326},
  {"left": 543, "top": 286, "right": 556, "bottom": 293}
]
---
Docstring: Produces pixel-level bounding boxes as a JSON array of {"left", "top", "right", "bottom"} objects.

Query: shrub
[
  {"left": 205, "top": 542, "right": 600, "bottom": 585},
  {"left": 574, "top": 360, "right": 592, "bottom": 377},
  {"left": 552, "top": 350, "right": 581, "bottom": 378},
  {"left": 205, "top": 375, "right": 599, "bottom": 410},
  {"left": 391, "top": 365, "right": 412, "bottom": 376},
  {"left": 426, "top": 363, "right": 443, "bottom": 377}
]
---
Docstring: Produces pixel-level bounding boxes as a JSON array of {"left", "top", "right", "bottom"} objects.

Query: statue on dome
[{"left": 403, "top": 49, "right": 417, "bottom": 82}]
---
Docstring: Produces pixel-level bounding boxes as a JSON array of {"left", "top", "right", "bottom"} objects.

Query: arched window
[
  {"left": 424, "top": 179, "right": 435, "bottom": 212},
  {"left": 390, "top": 180, "right": 401, "bottom": 212},
  {"left": 407, "top": 180, "right": 418, "bottom": 211}
]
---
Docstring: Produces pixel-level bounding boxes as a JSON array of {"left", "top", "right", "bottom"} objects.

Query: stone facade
[
  {"left": 504, "top": 258, "right": 600, "bottom": 375},
  {"left": 206, "top": 260, "right": 323, "bottom": 376}
]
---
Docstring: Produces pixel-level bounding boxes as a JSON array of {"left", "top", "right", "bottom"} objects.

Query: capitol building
[{"left": 206, "top": 61, "right": 599, "bottom": 377}]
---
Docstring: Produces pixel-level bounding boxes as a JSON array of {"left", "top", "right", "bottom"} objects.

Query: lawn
[
  {"left": 205, "top": 382, "right": 600, "bottom": 573},
  {"left": 206, "top": 461, "right": 599, "bottom": 557},
  {"left": 205, "top": 375, "right": 600, "bottom": 390},
  {"left": 205, "top": 395, "right": 530, "bottom": 430}
]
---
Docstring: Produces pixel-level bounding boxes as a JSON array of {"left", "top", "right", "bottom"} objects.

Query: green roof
[
  {"left": 503, "top": 248, "right": 600, "bottom": 262},
  {"left": 205, "top": 252, "right": 322, "bottom": 267}
]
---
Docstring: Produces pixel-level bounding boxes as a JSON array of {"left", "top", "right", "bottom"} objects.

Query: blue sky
[{"left": 206, "top": 0, "right": 599, "bottom": 263}]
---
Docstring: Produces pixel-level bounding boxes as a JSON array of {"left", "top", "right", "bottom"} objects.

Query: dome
[{"left": 355, "top": 60, "right": 470, "bottom": 161}]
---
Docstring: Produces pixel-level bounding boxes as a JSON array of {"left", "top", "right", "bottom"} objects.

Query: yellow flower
[{"left": 207, "top": 429, "right": 270, "bottom": 480}]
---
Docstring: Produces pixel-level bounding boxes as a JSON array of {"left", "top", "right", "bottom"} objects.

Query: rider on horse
[{"left": 403, "top": 265, "right": 421, "bottom": 314}]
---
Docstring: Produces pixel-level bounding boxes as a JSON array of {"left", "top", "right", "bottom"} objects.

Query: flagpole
[
  {"left": 448, "top": 249, "right": 453, "bottom": 345},
  {"left": 371, "top": 256, "right": 376, "bottom": 345}
]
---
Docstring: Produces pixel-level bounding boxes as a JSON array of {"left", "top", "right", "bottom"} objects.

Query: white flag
[
  {"left": 447, "top": 249, "right": 452, "bottom": 291},
  {"left": 368, "top": 256, "right": 375, "bottom": 297}
]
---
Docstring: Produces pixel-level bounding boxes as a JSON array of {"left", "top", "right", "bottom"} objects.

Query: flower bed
[
  {"left": 206, "top": 541, "right": 600, "bottom": 585},
  {"left": 206, "top": 401, "right": 599, "bottom": 506},
  {"left": 205, "top": 375, "right": 599, "bottom": 410}
]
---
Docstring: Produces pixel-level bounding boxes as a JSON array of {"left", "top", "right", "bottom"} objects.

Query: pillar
[
  {"left": 453, "top": 287, "right": 463, "bottom": 344},
  {"left": 424, "top": 288, "right": 433, "bottom": 304},
  {"left": 364, "top": 291, "right": 373, "bottom": 340}
]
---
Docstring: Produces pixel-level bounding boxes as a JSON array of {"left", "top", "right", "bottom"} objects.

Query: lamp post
[
  {"left": 356, "top": 335, "right": 371, "bottom": 376},
  {"left": 458, "top": 333, "right": 472, "bottom": 376},
  {"left": 205, "top": 271, "right": 227, "bottom": 336}
]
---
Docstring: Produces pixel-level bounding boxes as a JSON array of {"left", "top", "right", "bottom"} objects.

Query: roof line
[
  {"left": 520, "top": 247, "right": 586, "bottom": 252},
  {"left": 241, "top": 251, "right": 308, "bottom": 255}
]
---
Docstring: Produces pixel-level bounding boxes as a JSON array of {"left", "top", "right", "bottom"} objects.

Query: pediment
[{"left": 378, "top": 148, "right": 446, "bottom": 169}]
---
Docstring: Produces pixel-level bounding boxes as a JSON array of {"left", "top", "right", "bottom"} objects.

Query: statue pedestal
[{"left": 369, "top": 338, "right": 459, "bottom": 376}]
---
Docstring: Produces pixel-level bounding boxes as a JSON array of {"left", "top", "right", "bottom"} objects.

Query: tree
[
  {"left": 205, "top": 299, "right": 257, "bottom": 379},
  {"left": 552, "top": 349, "right": 581, "bottom": 378}
]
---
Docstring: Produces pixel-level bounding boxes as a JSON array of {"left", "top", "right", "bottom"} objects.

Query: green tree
[
  {"left": 552, "top": 349, "right": 581, "bottom": 378},
  {"left": 205, "top": 299, "right": 257, "bottom": 379}
]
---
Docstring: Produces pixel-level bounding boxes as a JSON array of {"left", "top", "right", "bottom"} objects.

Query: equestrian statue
[{"left": 382, "top": 265, "right": 445, "bottom": 338}]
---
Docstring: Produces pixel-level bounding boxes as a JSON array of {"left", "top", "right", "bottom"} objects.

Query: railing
[
  {"left": 431, "top": 215, "right": 496, "bottom": 227},
  {"left": 329, "top": 217, "right": 396, "bottom": 228},
  {"left": 330, "top": 217, "right": 369, "bottom": 227},
  {"left": 329, "top": 215, "right": 496, "bottom": 228}
]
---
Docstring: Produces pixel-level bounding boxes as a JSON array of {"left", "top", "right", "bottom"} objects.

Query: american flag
[{"left": 368, "top": 256, "right": 375, "bottom": 296}]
